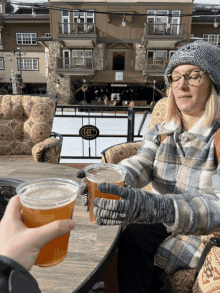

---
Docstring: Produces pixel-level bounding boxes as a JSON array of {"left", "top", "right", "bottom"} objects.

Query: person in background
[
  {"left": 78, "top": 40, "right": 220, "bottom": 292},
  {"left": 129, "top": 100, "right": 135, "bottom": 107},
  {"left": 0, "top": 195, "right": 75, "bottom": 293}
]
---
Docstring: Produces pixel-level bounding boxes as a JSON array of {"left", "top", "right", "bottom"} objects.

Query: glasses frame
[{"left": 165, "top": 69, "right": 207, "bottom": 88}]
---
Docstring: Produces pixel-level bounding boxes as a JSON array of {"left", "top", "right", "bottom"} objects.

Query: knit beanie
[{"left": 164, "top": 40, "right": 220, "bottom": 91}]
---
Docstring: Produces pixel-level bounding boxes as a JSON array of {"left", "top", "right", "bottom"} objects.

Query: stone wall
[
  {"left": 135, "top": 43, "right": 146, "bottom": 71},
  {"left": 47, "top": 41, "right": 71, "bottom": 105},
  {"left": 93, "top": 43, "right": 104, "bottom": 70}
]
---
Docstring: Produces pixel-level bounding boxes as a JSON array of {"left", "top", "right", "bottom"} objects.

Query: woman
[
  {"left": 78, "top": 40, "right": 220, "bottom": 292},
  {"left": 0, "top": 195, "right": 75, "bottom": 293}
]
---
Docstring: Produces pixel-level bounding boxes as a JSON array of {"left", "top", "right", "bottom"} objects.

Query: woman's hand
[
  {"left": 0, "top": 195, "right": 75, "bottom": 271},
  {"left": 93, "top": 183, "right": 175, "bottom": 226},
  {"left": 76, "top": 168, "right": 132, "bottom": 211}
]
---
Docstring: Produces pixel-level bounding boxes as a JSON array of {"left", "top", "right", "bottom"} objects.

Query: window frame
[
  {"left": 61, "top": 11, "right": 70, "bottom": 34},
  {"left": 171, "top": 10, "right": 181, "bottom": 35},
  {"left": 62, "top": 49, "right": 71, "bottom": 68},
  {"left": 18, "top": 58, "right": 39, "bottom": 71},
  {"left": 16, "top": 33, "right": 37, "bottom": 45},
  {"left": 0, "top": 57, "right": 4, "bottom": 70}
]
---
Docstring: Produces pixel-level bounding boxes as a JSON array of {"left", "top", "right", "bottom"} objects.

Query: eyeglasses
[{"left": 165, "top": 69, "right": 207, "bottom": 88}]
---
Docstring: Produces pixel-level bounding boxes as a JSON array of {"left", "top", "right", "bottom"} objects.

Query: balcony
[
  {"left": 57, "top": 23, "right": 97, "bottom": 48},
  {"left": 142, "top": 23, "right": 185, "bottom": 49},
  {"left": 143, "top": 58, "right": 169, "bottom": 76},
  {"left": 56, "top": 57, "right": 95, "bottom": 76},
  {"left": 143, "top": 23, "right": 184, "bottom": 37}
]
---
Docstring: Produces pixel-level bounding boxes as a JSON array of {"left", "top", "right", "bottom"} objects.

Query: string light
[
  {"left": 9, "top": 2, "right": 220, "bottom": 19},
  {"left": 122, "top": 14, "right": 126, "bottom": 26},
  {"left": 32, "top": 8, "right": 36, "bottom": 17},
  {"left": 214, "top": 18, "right": 219, "bottom": 27},
  {"left": 77, "top": 13, "right": 81, "bottom": 24},
  {"left": 166, "top": 21, "right": 170, "bottom": 28}
]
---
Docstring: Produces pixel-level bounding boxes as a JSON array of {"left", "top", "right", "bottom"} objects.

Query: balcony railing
[
  {"left": 144, "top": 58, "right": 169, "bottom": 70},
  {"left": 58, "top": 22, "right": 96, "bottom": 35},
  {"left": 143, "top": 23, "right": 184, "bottom": 36},
  {"left": 57, "top": 58, "right": 94, "bottom": 70}
]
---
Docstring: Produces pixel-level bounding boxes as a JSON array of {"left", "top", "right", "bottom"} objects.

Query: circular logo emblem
[{"left": 79, "top": 125, "right": 100, "bottom": 140}]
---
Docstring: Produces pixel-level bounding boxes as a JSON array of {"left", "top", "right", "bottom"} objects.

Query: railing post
[{"left": 127, "top": 107, "right": 135, "bottom": 142}]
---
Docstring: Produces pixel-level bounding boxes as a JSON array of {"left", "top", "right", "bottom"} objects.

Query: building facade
[
  {"left": 47, "top": 0, "right": 193, "bottom": 105},
  {"left": 0, "top": 2, "right": 50, "bottom": 94}
]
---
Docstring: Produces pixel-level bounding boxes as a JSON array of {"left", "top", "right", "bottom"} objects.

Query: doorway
[{"left": 113, "top": 52, "right": 125, "bottom": 70}]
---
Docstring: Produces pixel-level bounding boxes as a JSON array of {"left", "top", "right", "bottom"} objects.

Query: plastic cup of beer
[
  {"left": 16, "top": 178, "right": 79, "bottom": 267},
  {"left": 84, "top": 163, "right": 126, "bottom": 224}
]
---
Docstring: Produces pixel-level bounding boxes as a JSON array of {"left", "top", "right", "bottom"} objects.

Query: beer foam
[
  {"left": 23, "top": 185, "right": 77, "bottom": 199},
  {"left": 88, "top": 168, "right": 124, "bottom": 183}
]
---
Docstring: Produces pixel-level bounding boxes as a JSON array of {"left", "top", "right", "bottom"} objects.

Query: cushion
[{"left": 0, "top": 95, "right": 56, "bottom": 155}]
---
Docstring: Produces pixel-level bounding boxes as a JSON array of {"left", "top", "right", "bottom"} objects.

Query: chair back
[
  {"left": 0, "top": 95, "right": 56, "bottom": 155},
  {"left": 148, "top": 97, "right": 168, "bottom": 131}
]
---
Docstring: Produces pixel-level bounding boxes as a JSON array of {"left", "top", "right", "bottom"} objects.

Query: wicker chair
[
  {"left": 100, "top": 97, "right": 220, "bottom": 293},
  {"left": 0, "top": 95, "right": 63, "bottom": 164}
]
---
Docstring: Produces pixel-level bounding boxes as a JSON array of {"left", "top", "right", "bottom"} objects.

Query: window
[
  {"left": 73, "top": 11, "right": 94, "bottom": 24},
  {"left": 72, "top": 50, "right": 92, "bottom": 67},
  {"left": 73, "top": 11, "right": 94, "bottom": 33},
  {"left": 171, "top": 11, "right": 181, "bottom": 35},
  {"left": 62, "top": 50, "right": 70, "bottom": 68},
  {"left": 45, "top": 33, "right": 51, "bottom": 37},
  {"left": 16, "top": 33, "right": 37, "bottom": 45},
  {"left": 203, "top": 34, "right": 220, "bottom": 46},
  {"left": 147, "top": 50, "right": 167, "bottom": 66},
  {"left": 61, "top": 11, "right": 70, "bottom": 34},
  {"left": 0, "top": 5, "right": 2, "bottom": 14},
  {"left": 0, "top": 32, "right": 2, "bottom": 44},
  {"left": 147, "top": 10, "right": 181, "bottom": 35},
  {"left": 18, "top": 59, "right": 38, "bottom": 70},
  {"left": 0, "top": 58, "right": 4, "bottom": 69}
]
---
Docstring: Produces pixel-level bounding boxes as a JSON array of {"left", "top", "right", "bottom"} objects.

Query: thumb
[
  {"left": 30, "top": 220, "right": 75, "bottom": 249},
  {"left": 76, "top": 169, "right": 86, "bottom": 179}
]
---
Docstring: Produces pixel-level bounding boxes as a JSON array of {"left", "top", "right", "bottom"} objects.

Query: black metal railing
[
  {"left": 58, "top": 22, "right": 96, "bottom": 35},
  {"left": 144, "top": 58, "right": 169, "bottom": 70},
  {"left": 144, "top": 23, "right": 184, "bottom": 36},
  {"left": 54, "top": 104, "right": 152, "bottom": 160},
  {"left": 57, "top": 58, "right": 94, "bottom": 70}
]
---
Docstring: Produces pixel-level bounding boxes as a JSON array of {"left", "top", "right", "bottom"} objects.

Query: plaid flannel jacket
[{"left": 119, "top": 115, "right": 220, "bottom": 274}]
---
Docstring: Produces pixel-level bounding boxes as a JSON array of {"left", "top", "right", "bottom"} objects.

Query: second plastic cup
[
  {"left": 84, "top": 163, "right": 126, "bottom": 224},
  {"left": 16, "top": 178, "right": 79, "bottom": 267}
]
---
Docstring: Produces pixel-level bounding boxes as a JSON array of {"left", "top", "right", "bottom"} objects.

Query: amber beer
[
  {"left": 85, "top": 164, "right": 126, "bottom": 223},
  {"left": 16, "top": 178, "right": 79, "bottom": 267}
]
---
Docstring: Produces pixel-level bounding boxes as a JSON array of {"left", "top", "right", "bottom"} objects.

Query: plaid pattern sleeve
[
  {"left": 119, "top": 118, "right": 220, "bottom": 274},
  {"left": 118, "top": 123, "right": 161, "bottom": 188}
]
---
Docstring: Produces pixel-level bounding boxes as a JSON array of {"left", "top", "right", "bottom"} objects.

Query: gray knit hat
[{"left": 164, "top": 40, "right": 220, "bottom": 91}]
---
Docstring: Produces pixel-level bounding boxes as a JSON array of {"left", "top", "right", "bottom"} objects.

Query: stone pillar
[
  {"left": 135, "top": 43, "right": 146, "bottom": 71},
  {"left": 47, "top": 41, "right": 71, "bottom": 105},
  {"left": 93, "top": 43, "right": 104, "bottom": 70}
]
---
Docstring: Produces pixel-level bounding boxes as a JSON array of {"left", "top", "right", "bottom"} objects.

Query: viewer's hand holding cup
[{"left": 0, "top": 194, "right": 75, "bottom": 272}]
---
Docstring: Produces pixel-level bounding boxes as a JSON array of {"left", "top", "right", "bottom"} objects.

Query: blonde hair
[{"left": 165, "top": 84, "right": 220, "bottom": 127}]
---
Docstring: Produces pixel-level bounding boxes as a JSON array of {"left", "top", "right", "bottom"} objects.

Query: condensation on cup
[{"left": 16, "top": 178, "right": 79, "bottom": 267}]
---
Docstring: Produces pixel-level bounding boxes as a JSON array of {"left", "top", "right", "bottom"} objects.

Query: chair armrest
[
  {"left": 101, "top": 141, "right": 142, "bottom": 164},
  {"left": 45, "top": 132, "right": 63, "bottom": 150},
  {"left": 32, "top": 133, "right": 63, "bottom": 164}
]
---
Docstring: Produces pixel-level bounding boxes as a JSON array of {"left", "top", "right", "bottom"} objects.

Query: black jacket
[{"left": 0, "top": 255, "right": 41, "bottom": 293}]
